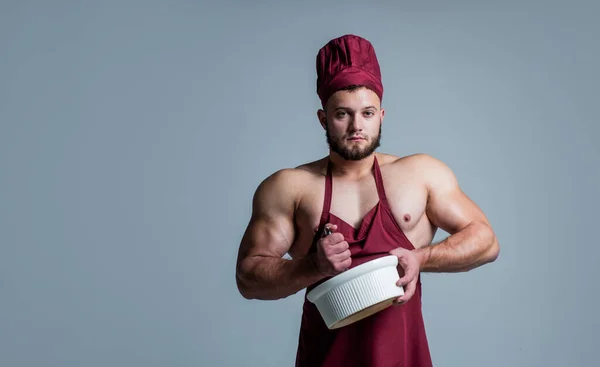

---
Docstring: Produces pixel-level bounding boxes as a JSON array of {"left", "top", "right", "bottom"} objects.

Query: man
[{"left": 235, "top": 34, "right": 499, "bottom": 367}]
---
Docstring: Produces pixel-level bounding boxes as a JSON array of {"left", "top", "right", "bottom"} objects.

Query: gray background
[{"left": 1, "top": 1, "right": 598, "bottom": 366}]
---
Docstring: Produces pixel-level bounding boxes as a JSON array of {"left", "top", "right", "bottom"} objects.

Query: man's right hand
[{"left": 312, "top": 224, "right": 352, "bottom": 276}]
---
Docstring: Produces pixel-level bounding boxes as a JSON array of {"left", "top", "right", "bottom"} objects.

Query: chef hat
[{"left": 316, "top": 34, "right": 383, "bottom": 108}]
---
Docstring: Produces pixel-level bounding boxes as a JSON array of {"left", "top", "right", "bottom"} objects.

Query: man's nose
[{"left": 349, "top": 113, "right": 364, "bottom": 131}]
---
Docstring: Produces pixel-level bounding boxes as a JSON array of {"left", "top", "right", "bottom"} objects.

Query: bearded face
[
  {"left": 326, "top": 121, "right": 381, "bottom": 161},
  {"left": 321, "top": 87, "right": 384, "bottom": 161}
]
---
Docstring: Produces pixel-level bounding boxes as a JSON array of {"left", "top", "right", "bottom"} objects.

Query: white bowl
[{"left": 307, "top": 255, "right": 404, "bottom": 329}]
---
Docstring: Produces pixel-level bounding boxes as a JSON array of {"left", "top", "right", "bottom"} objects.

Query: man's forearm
[
  {"left": 414, "top": 220, "right": 499, "bottom": 273},
  {"left": 236, "top": 254, "right": 325, "bottom": 300}
]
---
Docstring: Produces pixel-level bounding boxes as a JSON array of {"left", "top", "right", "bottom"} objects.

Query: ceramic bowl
[{"left": 307, "top": 255, "right": 404, "bottom": 329}]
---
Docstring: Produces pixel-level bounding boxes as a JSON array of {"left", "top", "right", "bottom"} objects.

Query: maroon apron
[{"left": 295, "top": 156, "right": 433, "bottom": 367}]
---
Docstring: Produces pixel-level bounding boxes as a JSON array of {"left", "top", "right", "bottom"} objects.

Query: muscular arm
[
  {"left": 235, "top": 170, "right": 324, "bottom": 300},
  {"left": 413, "top": 155, "right": 500, "bottom": 272}
]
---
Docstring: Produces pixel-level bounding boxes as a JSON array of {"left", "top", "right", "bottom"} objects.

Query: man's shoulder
[
  {"left": 381, "top": 152, "right": 448, "bottom": 170},
  {"left": 254, "top": 158, "right": 326, "bottom": 195},
  {"left": 381, "top": 152, "right": 457, "bottom": 186},
  {"left": 267, "top": 158, "right": 325, "bottom": 181}
]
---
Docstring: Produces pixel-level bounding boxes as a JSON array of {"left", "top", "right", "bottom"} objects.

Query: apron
[{"left": 295, "top": 156, "right": 433, "bottom": 367}]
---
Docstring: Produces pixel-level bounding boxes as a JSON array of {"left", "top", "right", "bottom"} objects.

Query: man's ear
[
  {"left": 380, "top": 107, "right": 385, "bottom": 124},
  {"left": 317, "top": 109, "right": 327, "bottom": 129}
]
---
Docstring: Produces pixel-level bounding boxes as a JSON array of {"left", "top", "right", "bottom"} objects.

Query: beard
[{"left": 325, "top": 122, "right": 382, "bottom": 161}]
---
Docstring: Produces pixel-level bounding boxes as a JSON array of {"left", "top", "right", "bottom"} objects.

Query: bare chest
[{"left": 288, "top": 171, "right": 434, "bottom": 257}]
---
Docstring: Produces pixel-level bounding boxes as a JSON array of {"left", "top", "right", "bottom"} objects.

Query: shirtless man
[{"left": 235, "top": 34, "right": 500, "bottom": 367}]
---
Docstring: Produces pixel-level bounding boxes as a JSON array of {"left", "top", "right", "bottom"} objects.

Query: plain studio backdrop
[{"left": 1, "top": 1, "right": 598, "bottom": 366}]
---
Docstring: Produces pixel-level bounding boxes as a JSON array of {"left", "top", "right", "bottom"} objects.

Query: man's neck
[{"left": 328, "top": 152, "right": 377, "bottom": 180}]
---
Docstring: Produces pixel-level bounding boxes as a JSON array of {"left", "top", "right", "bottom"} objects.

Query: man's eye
[
  {"left": 364, "top": 111, "right": 374, "bottom": 116},
  {"left": 336, "top": 112, "right": 346, "bottom": 117}
]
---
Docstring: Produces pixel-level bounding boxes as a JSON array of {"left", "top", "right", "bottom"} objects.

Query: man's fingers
[
  {"left": 331, "top": 255, "right": 352, "bottom": 272},
  {"left": 393, "top": 250, "right": 419, "bottom": 286},
  {"left": 330, "top": 249, "right": 351, "bottom": 262},
  {"left": 397, "top": 264, "right": 418, "bottom": 286},
  {"left": 328, "top": 240, "right": 349, "bottom": 254},
  {"left": 321, "top": 224, "right": 338, "bottom": 235},
  {"left": 321, "top": 237, "right": 348, "bottom": 257},
  {"left": 393, "top": 250, "right": 419, "bottom": 304},
  {"left": 322, "top": 232, "right": 344, "bottom": 245},
  {"left": 395, "top": 277, "right": 417, "bottom": 304}
]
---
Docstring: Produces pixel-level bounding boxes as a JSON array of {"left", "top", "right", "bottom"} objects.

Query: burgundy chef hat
[{"left": 316, "top": 34, "right": 384, "bottom": 108}]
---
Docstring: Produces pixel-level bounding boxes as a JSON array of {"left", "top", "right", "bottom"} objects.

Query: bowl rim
[{"left": 306, "top": 255, "right": 398, "bottom": 302}]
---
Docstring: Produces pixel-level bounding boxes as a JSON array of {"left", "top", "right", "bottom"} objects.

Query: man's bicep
[
  {"left": 238, "top": 171, "right": 297, "bottom": 260},
  {"left": 240, "top": 212, "right": 294, "bottom": 259},
  {"left": 423, "top": 156, "right": 490, "bottom": 234}
]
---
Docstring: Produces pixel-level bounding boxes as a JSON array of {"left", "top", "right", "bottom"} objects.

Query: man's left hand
[{"left": 389, "top": 247, "right": 422, "bottom": 305}]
